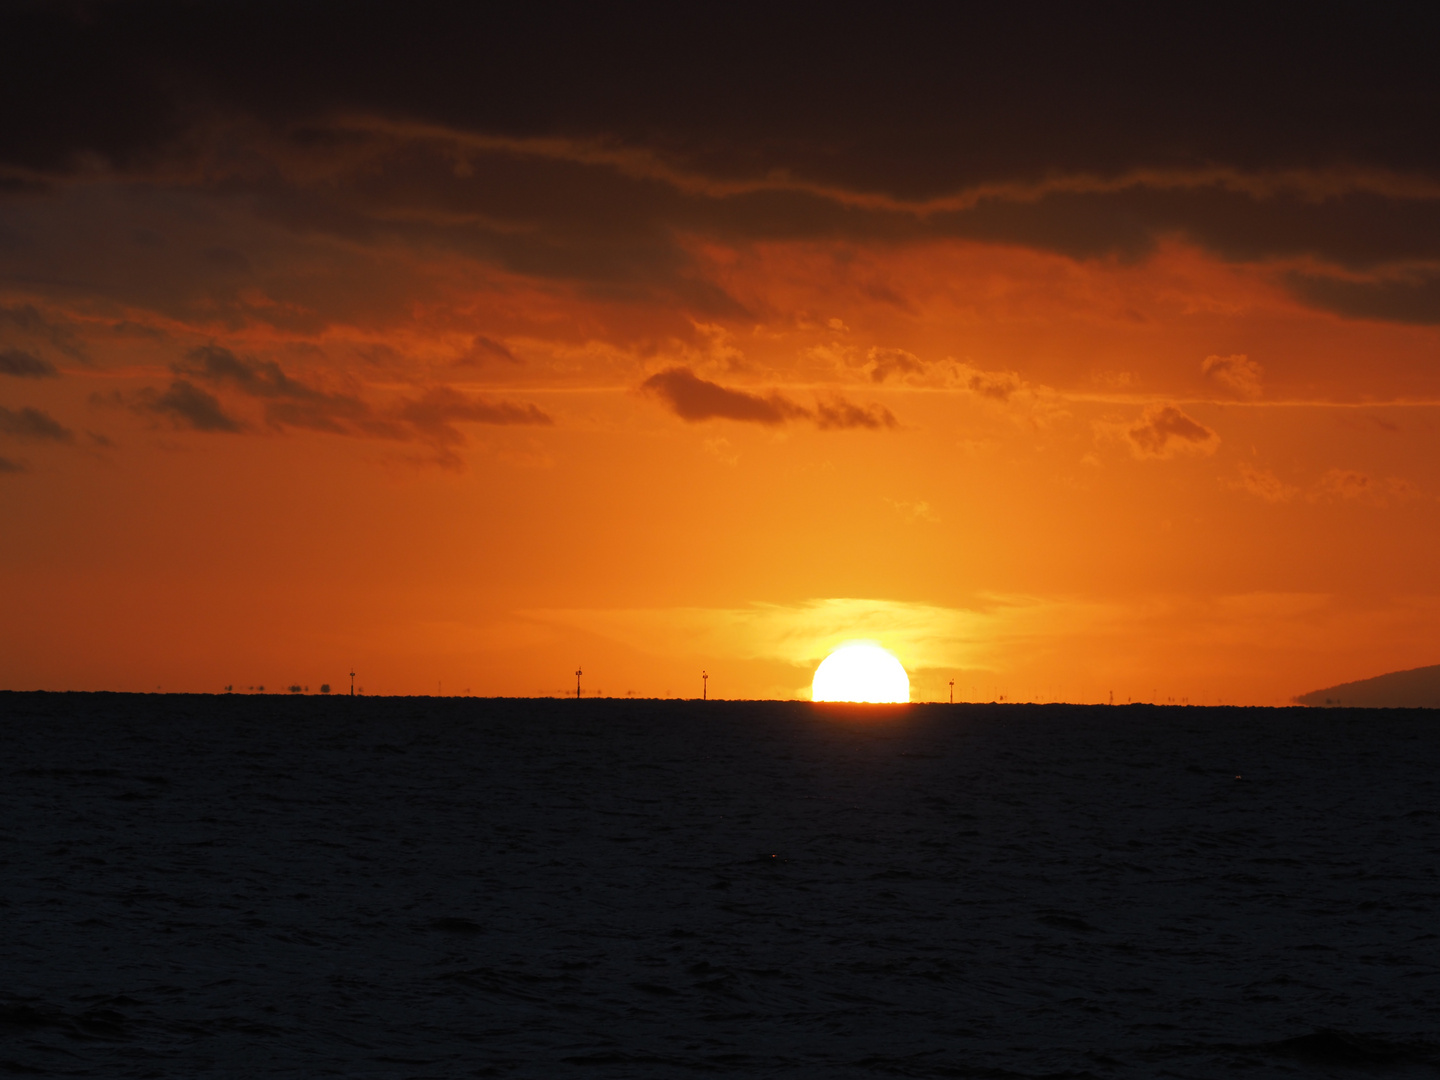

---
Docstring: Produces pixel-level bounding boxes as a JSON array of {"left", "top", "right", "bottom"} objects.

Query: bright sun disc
[{"left": 812, "top": 642, "right": 910, "bottom": 703}]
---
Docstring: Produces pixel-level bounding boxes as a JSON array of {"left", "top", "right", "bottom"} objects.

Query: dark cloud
[
  {"left": 94, "top": 126, "right": 1439, "bottom": 315},
  {"left": 201, "top": 246, "right": 251, "bottom": 272},
  {"left": 1285, "top": 269, "right": 1440, "bottom": 325},
  {"left": 641, "top": 367, "right": 806, "bottom": 425},
  {"left": 5, "top": 5, "right": 1440, "bottom": 323},
  {"left": 0, "top": 347, "right": 58, "bottom": 378},
  {"left": 0, "top": 455, "right": 22, "bottom": 473},
  {"left": 4, "top": 5, "right": 1438, "bottom": 186},
  {"left": 458, "top": 336, "right": 519, "bottom": 366},
  {"left": 0, "top": 405, "right": 73, "bottom": 442},
  {"left": 1125, "top": 405, "right": 1218, "bottom": 459},
  {"left": 641, "top": 366, "right": 896, "bottom": 430},
  {"left": 217, "top": 149, "right": 1440, "bottom": 300},
  {"left": 134, "top": 380, "right": 244, "bottom": 432},
  {"left": 930, "top": 187, "right": 1440, "bottom": 270},
  {"left": 0, "top": 304, "right": 87, "bottom": 361}
]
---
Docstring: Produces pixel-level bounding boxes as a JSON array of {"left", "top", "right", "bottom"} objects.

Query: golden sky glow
[{"left": 3, "top": 7, "right": 1439, "bottom": 702}]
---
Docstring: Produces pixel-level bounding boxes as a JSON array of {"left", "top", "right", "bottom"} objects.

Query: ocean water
[{"left": 1, "top": 693, "right": 1437, "bottom": 1078}]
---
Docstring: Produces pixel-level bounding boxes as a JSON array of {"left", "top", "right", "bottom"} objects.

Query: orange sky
[{"left": 3, "top": 6, "right": 1439, "bottom": 703}]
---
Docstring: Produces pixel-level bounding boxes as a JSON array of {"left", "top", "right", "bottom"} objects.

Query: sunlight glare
[{"left": 812, "top": 642, "right": 910, "bottom": 703}]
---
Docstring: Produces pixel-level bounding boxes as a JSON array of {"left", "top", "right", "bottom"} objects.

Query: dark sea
[{"left": 1, "top": 694, "right": 1437, "bottom": 1078}]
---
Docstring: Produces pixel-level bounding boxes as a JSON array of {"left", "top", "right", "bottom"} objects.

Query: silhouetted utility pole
[
  {"left": 576, "top": 666, "right": 583, "bottom": 699},
  {"left": 350, "top": 669, "right": 356, "bottom": 697},
  {"left": 949, "top": 679, "right": 955, "bottom": 704},
  {"left": 702, "top": 670, "right": 708, "bottom": 700}
]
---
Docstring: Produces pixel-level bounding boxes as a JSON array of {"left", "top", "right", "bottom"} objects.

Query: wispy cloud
[
  {"left": 865, "top": 347, "right": 926, "bottom": 383},
  {"left": 1201, "top": 353, "right": 1263, "bottom": 399},
  {"left": 174, "top": 345, "right": 372, "bottom": 435},
  {"left": 0, "top": 304, "right": 88, "bottom": 362},
  {"left": 1316, "top": 468, "right": 1372, "bottom": 500},
  {"left": 887, "top": 498, "right": 940, "bottom": 523},
  {"left": 1121, "top": 404, "right": 1219, "bottom": 459},
  {"left": 641, "top": 366, "right": 897, "bottom": 430},
  {"left": 395, "top": 385, "right": 552, "bottom": 450},
  {"left": 1233, "top": 464, "right": 1299, "bottom": 502},
  {"left": 641, "top": 366, "right": 805, "bottom": 425},
  {"left": 456, "top": 335, "right": 520, "bottom": 366},
  {"left": 133, "top": 381, "right": 245, "bottom": 432},
  {"left": 1232, "top": 463, "right": 1424, "bottom": 505},
  {"left": 813, "top": 395, "right": 899, "bottom": 430},
  {"left": 956, "top": 362, "right": 1026, "bottom": 402},
  {"left": 0, "top": 348, "right": 59, "bottom": 378},
  {"left": 0, "top": 405, "right": 74, "bottom": 442},
  {"left": 123, "top": 343, "right": 553, "bottom": 465}
]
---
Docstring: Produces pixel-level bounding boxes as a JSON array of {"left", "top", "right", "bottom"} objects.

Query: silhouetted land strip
[
  {"left": 1297, "top": 662, "right": 1440, "bottom": 708},
  {"left": 1, "top": 693, "right": 1436, "bottom": 1078}
]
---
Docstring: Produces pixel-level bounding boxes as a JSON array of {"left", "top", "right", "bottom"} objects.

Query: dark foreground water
[{"left": 1, "top": 694, "right": 1437, "bottom": 1078}]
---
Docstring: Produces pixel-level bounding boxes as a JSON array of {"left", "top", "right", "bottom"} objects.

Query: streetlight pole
[
  {"left": 576, "top": 667, "right": 583, "bottom": 699},
  {"left": 702, "top": 670, "right": 708, "bottom": 700}
]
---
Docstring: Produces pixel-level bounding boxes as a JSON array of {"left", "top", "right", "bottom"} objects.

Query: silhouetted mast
[
  {"left": 575, "top": 666, "right": 583, "bottom": 699},
  {"left": 702, "top": 670, "right": 708, "bottom": 700},
  {"left": 949, "top": 679, "right": 955, "bottom": 704},
  {"left": 350, "top": 668, "right": 356, "bottom": 697}
]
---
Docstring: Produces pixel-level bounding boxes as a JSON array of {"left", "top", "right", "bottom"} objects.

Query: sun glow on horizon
[{"left": 811, "top": 642, "right": 910, "bottom": 703}]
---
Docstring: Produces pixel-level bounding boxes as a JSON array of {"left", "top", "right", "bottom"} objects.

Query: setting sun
[{"left": 811, "top": 643, "right": 910, "bottom": 703}]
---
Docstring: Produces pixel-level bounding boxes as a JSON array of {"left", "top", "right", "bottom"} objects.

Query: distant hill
[{"left": 1296, "top": 664, "right": 1440, "bottom": 708}]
